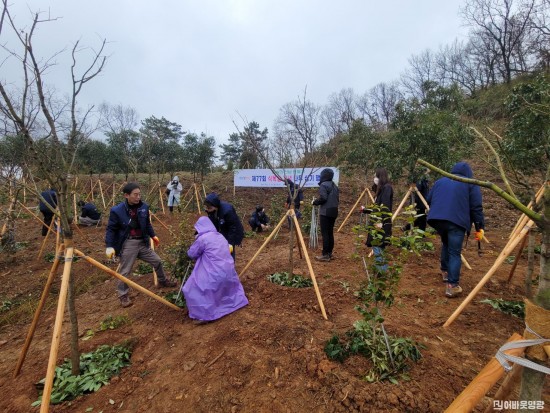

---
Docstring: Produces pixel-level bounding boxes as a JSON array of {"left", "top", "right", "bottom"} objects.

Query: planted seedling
[
  {"left": 267, "top": 272, "right": 313, "bottom": 288},
  {"left": 480, "top": 298, "right": 525, "bottom": 318}
]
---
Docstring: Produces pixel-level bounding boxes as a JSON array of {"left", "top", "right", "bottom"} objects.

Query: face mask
[{"left": 374, "top": 177, "right": 380, "bottom": 186}]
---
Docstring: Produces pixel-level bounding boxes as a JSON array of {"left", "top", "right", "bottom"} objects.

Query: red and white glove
[{"left": 152, "top": 236, "right": 160, "bottom": 247}]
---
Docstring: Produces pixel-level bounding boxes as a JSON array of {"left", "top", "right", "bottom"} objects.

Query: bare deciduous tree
[{"left": 321, "top": 87, "right": 358, "bottom": 138}]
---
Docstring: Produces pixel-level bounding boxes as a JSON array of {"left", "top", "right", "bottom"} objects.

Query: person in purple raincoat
[{"left": 183, "top": 216, "right": 249, "bottom": 323}]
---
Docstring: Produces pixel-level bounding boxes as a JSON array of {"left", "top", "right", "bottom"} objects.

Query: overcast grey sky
[{"left": 6, "top": 1, "right": 468, "bottom": 145}]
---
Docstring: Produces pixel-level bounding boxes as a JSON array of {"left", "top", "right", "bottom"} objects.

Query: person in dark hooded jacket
[
  {"left": 426, "top": 161, "right": 485, "bottom": 298},
  {"left": 363, "top": 167, "right": 394, "bottom": 273},
  {"left": 248, "top": 205, "right": 270, "bottom": 232},
  {"left": 39, "top": 188, "right": 57, "bottom": 236},
  {"left": 204, "top": 192, "right": 244, "bottom": 260},
  {"left": 312, "top": 168, "right": 339, "bottom": 261},
  {"left": 284, "top": 179, "right": 304, "bottom": 219}
]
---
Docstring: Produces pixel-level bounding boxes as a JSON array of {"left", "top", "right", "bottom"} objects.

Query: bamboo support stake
[
  {"left": 240, "top": 211, "right": 289, "bottom": 277},
  {"left": 14, "top": 244, "right": 64, "bottom": 377},
  {"left": 158, "top": 188, "right": 166, "bottom": 214},
  {"left": 85, "top": 179, "right": 99, "bottom": 202},
  {"left": 72, "top": 193, "right": 78, "bottom": 224},
  {"left": 482, "top": 365, "right": 523, "bottom": 413},
  {"left": 292, "top": 219, "right": 304, "bottom": 259},
  {"left": 366, "top": 187, "right": 375, "bottom": 203},
  {"left": 147, "top": 182, "right": 159, "bottom": 199},
  {"left": 150, "top": 212, "right": 173, "bottom": 235},
  {"left": 461, "top": 254, "right": 472, "bottom": 270},
  {"left": 291, "top": 212, "right": 328, "bottom": 320},
  {"left": 202, "top": 184, "right": 207, "bottom": 197},
  {"left": 149, "top": 223, "right": 159, "bottom": 286},
  {"left": 98, "top": 180, "right": 106, "bottom": 210},
  {"left": 444, "top": 333, "right": 525, "bottom": 413},
  {"left": 509, "top": 184, "right": 544, "bottom": 240},
  {"left": 444, "top": 221, "right": 534, "bottom": 328},
  {"left": 40, "top": 246, "right": 75, "bottom": 413},
  {"left": 194, "top": 184, "right": 201, "bottom": 214},
  {"left": 17, "top": 201, "right": 48, "bottom": 227},
  {"left": 73, "top": 249, "right": 181, "bottom": 311},
  {"left": 391, "top": 186, "right": 413, "bottom": 222},
  {"left": 337, "top": 187, "right": 368, "bottom": 232},
  {"left": 38, "top": 218, "right": 56, "bottom": 260},
  {"left": 506, "top": 232, "right": 529, "bottom": 283}
]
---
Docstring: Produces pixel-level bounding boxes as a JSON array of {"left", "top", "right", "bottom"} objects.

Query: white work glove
[{"left": 105, "top": 247, "right": 115, "bottom": 259}]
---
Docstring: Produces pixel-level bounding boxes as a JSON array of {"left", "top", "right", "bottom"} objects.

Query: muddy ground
[{"left": 0, "top": 172, "right": 548, "bottom": 412}]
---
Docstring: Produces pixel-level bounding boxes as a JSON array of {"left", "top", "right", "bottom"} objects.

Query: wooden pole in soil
[
  {"left": 444, "top": 333, "right": 525, "bottom": 413},
  {"left": 150, "top": 212, "right": 173, "bottom": 235},
  {"left": 97, "top": 180, "right": 106, "bottom": 210},
  {"left": 13, "top": 243, "right": 65, "bottom": 377},
  {"left": 391, "top": 186, "right": 413, "bottom": 222},
  {"left": 73, "top": 249, "right": 181, "bottom": 311},
  {"left": 40, "top": 245, "right": 75, "bottom": 413},
  {"left": 72, "top": 192, "right": 78, "bottom": 224},
  {"left": 506, "top": 231, "right": 529, "bottom": 283},
  {"left": 149, "top": 217, "right": 159, "bottom": 286},
  {"left": 38, "top": 217, "right": 57, "bottom": 260},
  {"left": 85, "top": 179, "right": 99, "bottom": 202},
  {"left": 202, "top": 184, "right": 207, "bottom": 197},
  {"left": 17, "top": 201, "right": 48, "bottom": 227},
  {"left": 158, "top": 187, "right": 166, "bottom": 214},
  {"left": 194, "top": 184, "right": 201, "bottom": 214},
  {"left": 508, "top": 184, "right": 544, "bottom": 240},
  {"left": 290, "top": 212, "right": 328, "bottom": 320},
  {"left": 366, "top": 187, "right": 375, "bottom": 203},
  {"left": 337, "top": 187, "right": 368, "bottom": 232},
  {"left": 443, "top": 220, "right": 534, "bottom": 328},
  {"left": 482, "top": 365, "right": 523, "bottom": 413},
  {"left": 240, "top": 211, "right": 290, "bottom": 278}
]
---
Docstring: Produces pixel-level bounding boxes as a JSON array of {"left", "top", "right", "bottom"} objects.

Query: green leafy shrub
[
  {"left": 324, "top": 321, "right": 423, "bottom": 383},
  {"left": 480, "top": 298, "right": 525, "bottom": 319},
  {"left": 99, "top": 314, "right": 130, "bottom": 331},
  {"left": 267, "top": 272, "right": 313, "bottom": 288},
  {"left": 164, "top": 291, "right": 186, "bottom": 308},
  {"left": 134, "top": 262, "right": 152, "bottom": 274},
  {"left": 33, "top": 342, "right": 133, "bottom": 406}
]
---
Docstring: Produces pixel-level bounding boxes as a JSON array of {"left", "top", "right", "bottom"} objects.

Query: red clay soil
[{"left": 0, "top": 175, "right": 548, "bottom": 413}]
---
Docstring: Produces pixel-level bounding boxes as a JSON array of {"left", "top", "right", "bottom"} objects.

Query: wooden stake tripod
[
  {"left": 239, "top": 209, "right": 328, "bottom": 320},
  {"left": 13, "top": 239, "right": 182, "bottom": 412},
  {"left": 337, "top": 186, "right": 375, "bottom": 232}
]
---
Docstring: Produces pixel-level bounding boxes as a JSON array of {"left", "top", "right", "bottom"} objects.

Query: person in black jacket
[
  {"left": 364, "top": 167, "right": 393, "bottom": 272},
  {"left": 248, "top": 205, "right": 270, "bottom": 232},
  {"left": 39, "top": 188, "right": 57, "bottom": 236},
  {"left": 77, "top": 200, "right": 102, "bottom": 226},
  {"left": 204, "top": 192, "right": 244, "bottom": 261},
  {"left": 312, "top": 168, "right": 339, "bottom": 262}
]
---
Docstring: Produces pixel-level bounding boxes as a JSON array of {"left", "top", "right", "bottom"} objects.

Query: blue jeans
[
  {"left": 430, "top": 220, "right": 465, "bottom": 285},
  {"left": 372, "top": 246, "right": 388, "bottom": 273}
]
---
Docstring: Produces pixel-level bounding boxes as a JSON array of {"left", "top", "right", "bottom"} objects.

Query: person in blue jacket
[
  {"left": 105, "top": 182, "right": 176, "bottom": 307},
  {"left": 77, "top": 200, "right": 101, "bottom": 226},
  {"left": 39, "top": 188, "right": 57, "bottom": 236},
  {"left": 248, "top": 205, "right": 270, "bottom": 232},
  {"left": 426, "top": 162, "right": 485, "bottom": 298},
  {"left": 204, "top": 192, "right": 244, "bottom": 261}
]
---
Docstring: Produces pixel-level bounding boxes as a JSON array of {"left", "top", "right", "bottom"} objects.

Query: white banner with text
[{"left": 234, "top": 168, "right": 339, "bottom": 188}]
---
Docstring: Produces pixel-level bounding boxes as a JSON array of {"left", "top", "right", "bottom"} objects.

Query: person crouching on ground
[
  {"left": 312, "top": 168, "right": 339, "bottom": 262},
  {"left": 426, "top": 161, "right": 485, "bottom": 298},
  {"left": 105, "top": 182, "right": 177, "bottom": 307},
  {"left": 77, "top": 200, "right": 101, "bottom": 226},
  {"left": 204, "top": 192, "right": 244, "bottom": 261},
  {"left": 182, "top": 216, "right": 249, "bottom": 324},
  {"left": 248, "top": 205, "right": 270, "bottom": 232}
]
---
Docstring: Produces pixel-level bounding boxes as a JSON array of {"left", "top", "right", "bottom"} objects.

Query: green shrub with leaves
[
  {"left": 480, "top": 298, "right": 525, "bottom": 319},
  {"left": 267, "top": 272, "right": 313, "bottom": 288},
  {"left": 33, "top": 342, "right": 133, "bottom": 406},
  {"left": 99, "top": 314, "right": 130, "bottom": 331},
  {"left": 164, "top": 290, "right": 186, "bottom": 308},
  {"left": 326, "top": 205, "right": 429, "bottom": 383}
]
